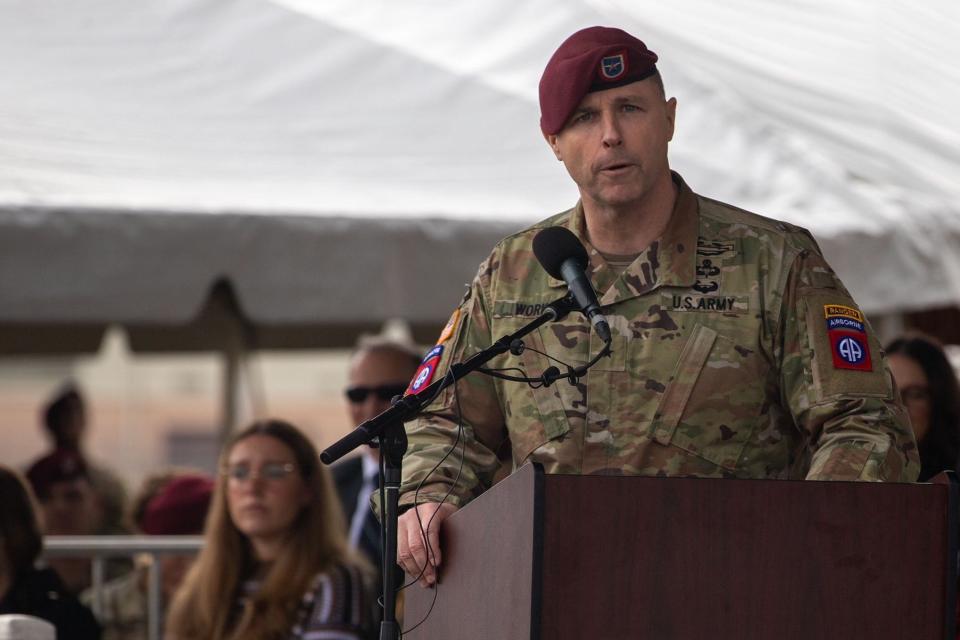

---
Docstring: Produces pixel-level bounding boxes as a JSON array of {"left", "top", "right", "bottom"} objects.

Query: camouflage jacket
[{"left": 398, "top": 175, "right": 919, "bottom": 509}]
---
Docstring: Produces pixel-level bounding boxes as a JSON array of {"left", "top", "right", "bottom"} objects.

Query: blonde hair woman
[{"left": 165, "top": 420, "right": 373, "bottom": 639}]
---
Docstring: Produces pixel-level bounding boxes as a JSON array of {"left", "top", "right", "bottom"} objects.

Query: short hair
[
  {"left": 650, "top": 70, "right": 666, "bottom": 98},
  {"left": 352, "top": 335, "right": 423, "bottom": 370},
  {"left": 0, "top": 466, "right": 43, "bottom": 577}
]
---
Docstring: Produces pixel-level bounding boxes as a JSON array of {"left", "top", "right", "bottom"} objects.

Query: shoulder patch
[
  {"left": 824, "top": 304, "right": 871, "bottom": 371},
  {"left": 406, "top": 345, "right": 444, "bottom": 395},
  {"left": 824, "top": 304, "right": 863, "bottom": 324},
  {"left": 437, "top": 308, "right": 460, "bottom": 345}
]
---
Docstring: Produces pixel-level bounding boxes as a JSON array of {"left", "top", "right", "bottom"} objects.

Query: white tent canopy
[{"left": 1, "top": 0, "right": 958, "bottom": 353}]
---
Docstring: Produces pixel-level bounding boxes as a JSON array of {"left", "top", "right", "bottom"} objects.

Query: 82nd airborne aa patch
[
  {"left": 406, "top": 345, "right": 444, "bottom": 395},
  {"left": 824, "top": 304, "right": 872, "bottom": 372}
]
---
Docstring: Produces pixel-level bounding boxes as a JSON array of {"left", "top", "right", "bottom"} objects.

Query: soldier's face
[{"left": 544, "top": 79, "right": 675, "bottom": 212}]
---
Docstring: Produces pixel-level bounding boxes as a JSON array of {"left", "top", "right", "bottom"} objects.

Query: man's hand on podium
[{"left": 397, "top": 502, "right": 458, "bottom": 588}]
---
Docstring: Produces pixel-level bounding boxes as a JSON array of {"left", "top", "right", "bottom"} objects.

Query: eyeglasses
[
  {"left": 344, "top": 383, "right": 408, "bottom": 404},
  {"left": 223, "top": 462, "right": 297, "bottom": 483},
  {"left": 900, "top": 385, "right": 931, "bottom": 406}
]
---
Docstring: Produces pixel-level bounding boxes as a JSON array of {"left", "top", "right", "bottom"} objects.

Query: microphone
[{"left": 532, "top": 226, "right": 612, "bottom": 343}]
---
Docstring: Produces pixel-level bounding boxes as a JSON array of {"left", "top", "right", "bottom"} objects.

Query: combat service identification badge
[
  {"left": 824, "top": 304, "right": 872, "bottom": 372},
  {"left": 437, "top": 308, "right": 460, "bottom": 345}
]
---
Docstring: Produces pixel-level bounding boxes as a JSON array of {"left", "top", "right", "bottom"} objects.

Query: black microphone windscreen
[{"left": 532, "top": 226, "right": 589, "bottom": 280}]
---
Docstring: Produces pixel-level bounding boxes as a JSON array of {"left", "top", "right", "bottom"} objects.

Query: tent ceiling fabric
[
  {"left": 0, "top": 209, "right": 517, "bottom": 352},
  {"left": 0, "top": 0, "right": 957, "bottom": 351}
]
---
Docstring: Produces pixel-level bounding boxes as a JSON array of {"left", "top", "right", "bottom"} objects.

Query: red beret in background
[
  {"left": 139, "top": 473, "right": 214, "bottom": 535},
  {"left": 26, "top": 449, "right": 89, "bottom": 499},
  {"left": 539, "top": 26, "right": 659, "bottom": 135}
]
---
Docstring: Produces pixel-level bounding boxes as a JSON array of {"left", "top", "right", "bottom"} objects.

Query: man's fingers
[
  {"left": 425, "top": 520, "right": 442, "bottom": 569},
  {"left": 398, "top": 509, "right": 435, "bottom": 586},
  {"left": 399, "top": 514, "right": 429, "bottom": 578},
  {"left": 414, "top": 512, "right": 439, "bottom": 586},
  {"left": 396, "top": 503, "right": 455, "bottom": 587}
]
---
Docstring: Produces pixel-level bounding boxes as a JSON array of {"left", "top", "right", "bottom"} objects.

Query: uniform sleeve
[
  {"left": 776, "top": 242, "right": 919, "bottom": 482},
  {"left": 397, "top": 253, "right": 510, "bottom": 509}
]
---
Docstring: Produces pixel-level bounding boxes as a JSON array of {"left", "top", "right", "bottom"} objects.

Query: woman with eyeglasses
[
  {"left": 886, "top": 333, "right": 960, "bottom": 482},
  {"left": 165, "top": 420, "right": 374, "bottom": 639}
]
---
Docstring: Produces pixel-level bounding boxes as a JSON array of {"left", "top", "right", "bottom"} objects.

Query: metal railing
[{"left": 43, "top": 535, "right": 203, "bottom": 640}]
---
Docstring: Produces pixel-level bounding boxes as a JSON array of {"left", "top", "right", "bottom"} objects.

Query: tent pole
[{"left": 219, "top": 342, "right": 241, "bottom": 446}]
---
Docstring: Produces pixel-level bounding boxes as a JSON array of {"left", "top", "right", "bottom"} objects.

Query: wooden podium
[{"left": 404, "top": 464, "right": 958, "bottom": 639}]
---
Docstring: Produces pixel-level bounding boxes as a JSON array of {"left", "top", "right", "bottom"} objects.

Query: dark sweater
[{"left": 0, "top": 567, "right": 102, "bottom": 640}]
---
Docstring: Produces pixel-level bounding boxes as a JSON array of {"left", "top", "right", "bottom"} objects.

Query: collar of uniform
[
  {"left": 541, "top": 201, "right": 594, "bottom": 290},
  {"left": 639, "top": 172, "right": 698, "bottom": 290},
  {"left": 591, "top": 173, "right": 700, "bottom": 306},
  {"left": 597, "top": 173, "right": 697, "bottom": 305},
  {"left": 543, "top": 173, "right": 698, "bottom": 303}
]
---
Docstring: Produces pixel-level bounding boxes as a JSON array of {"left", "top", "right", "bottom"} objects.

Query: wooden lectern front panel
[{"left": 540, "top": 475, "right": 951, "bottom": 640}]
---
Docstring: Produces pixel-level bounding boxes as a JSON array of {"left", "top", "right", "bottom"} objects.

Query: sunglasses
[
  {"left": 223, "top": 462, "right": 297, "bottom": 482},
  {"left": 344, "top": 383, "right": 408, "bottom": 404}
]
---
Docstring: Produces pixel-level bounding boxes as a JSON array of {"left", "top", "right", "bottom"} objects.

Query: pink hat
[{"left": 539, "top": 26, "right": 659, "bottom": 135}]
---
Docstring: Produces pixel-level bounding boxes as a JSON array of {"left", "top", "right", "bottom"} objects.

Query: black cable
[
  {"left": 392, "top": 336, "right": 611, "bottom": 635},
  {"left": 376, "top": 369, "right": 452, "bottom": 615},
  {"left": 477, "top": 340, "right": 611, "bottom": 387},
  {"left": 401, "top": 370, "right": 467, "bottom": 636},
  {"left": 395, "top": 369, "right": 462, "bottom": 593}
]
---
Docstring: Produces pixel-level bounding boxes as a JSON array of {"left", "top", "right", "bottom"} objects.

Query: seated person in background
[
  {"left": 0, "top": 465, "right": 101, "bottom": 639},
  {"left": 886, "top": 333, "right": 960, "bottom": 482},
  {"left": 33, "top": 385, "right": 129, "bottom": 536},
  {"left": 334, "top": 337, "right": 421, "bottom": 584},
  {"left": 25, "top": 449, "right": 104, "bottom": 594},
  {"left": 165, "top": 419, "right": 374, "bottom": 640},
  {"left": 81, "top": 472, "right": 213, "bottom": 640}
]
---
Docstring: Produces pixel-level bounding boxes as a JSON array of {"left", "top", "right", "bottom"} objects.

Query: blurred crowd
[{"left": 1, "top": 331, "right": 959, "bottom": 639}]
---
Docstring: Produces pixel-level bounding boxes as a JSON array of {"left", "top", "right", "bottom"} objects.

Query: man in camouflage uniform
[{"left": 395, "top": 26, "right": 919, "bottom": 587}]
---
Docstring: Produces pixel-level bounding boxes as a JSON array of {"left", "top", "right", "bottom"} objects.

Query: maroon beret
[
  {"left": 539, "top": 26, "right": 659, "bottom": 135},
  {"left": 139, "top": 474, "right": 214, "bottom": 535},
  {"left": 26, "top": 449, "right": 88, "bottom": 499}
]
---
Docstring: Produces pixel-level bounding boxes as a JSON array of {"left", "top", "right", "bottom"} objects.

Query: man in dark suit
[{"left": 333, "top": 338, "right": 422, "bottom": 584}]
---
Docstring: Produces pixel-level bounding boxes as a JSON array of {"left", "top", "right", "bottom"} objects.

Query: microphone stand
[{"left": 321, "top": 294, "right": 578, "bottom": 640}]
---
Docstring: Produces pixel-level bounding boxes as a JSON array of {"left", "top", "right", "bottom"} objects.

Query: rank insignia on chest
[
  {"left": 824, "top": 304, "right": 872, "bottom": 371},
  {"left": 696, "top": 238, "right": 736, "bottom": 258}
]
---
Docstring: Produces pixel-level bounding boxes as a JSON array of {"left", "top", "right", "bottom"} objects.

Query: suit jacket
[{"left": 332, "top": 456, "right": 382, "bottom": 574}]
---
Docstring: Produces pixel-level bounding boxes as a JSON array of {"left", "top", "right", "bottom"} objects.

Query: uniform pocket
[
  {"left": 648, "top": 323, "right": 762, "bottom": 471},
  {"left": 496, "top": 320, "right": 577, "bottom": 466}
]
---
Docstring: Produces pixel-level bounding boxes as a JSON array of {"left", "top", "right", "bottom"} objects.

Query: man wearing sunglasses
[{"left": 333, "top": 337, "right": 422, "bottom": 598}]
